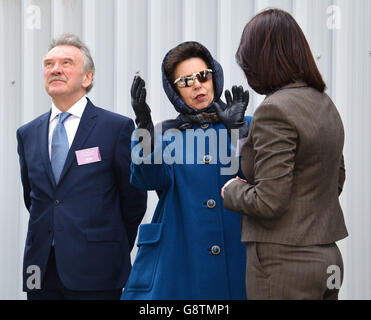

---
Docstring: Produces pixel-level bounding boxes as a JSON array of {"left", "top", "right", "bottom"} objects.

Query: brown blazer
[{"left": 224, "top": 81, "right": 348, "bottom": 245}]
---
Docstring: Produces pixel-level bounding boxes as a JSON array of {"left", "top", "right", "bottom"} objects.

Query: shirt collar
[{"left": 50, "top": 96, "right": 88, "bottom": 122}]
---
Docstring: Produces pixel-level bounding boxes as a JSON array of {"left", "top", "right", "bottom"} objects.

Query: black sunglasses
[{"left": 174, "top": 69, "right": 213, "bottom": 88}]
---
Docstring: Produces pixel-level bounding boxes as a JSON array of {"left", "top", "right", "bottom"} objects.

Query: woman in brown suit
[{"left": 217, "top": 9, "right": 348, "bottom": 299}]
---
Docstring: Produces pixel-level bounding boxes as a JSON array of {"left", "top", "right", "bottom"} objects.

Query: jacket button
[
  {"left": 203, "top": 155, "right": 212, "bottom": 164},
  {"left": 207, "top": 199, "right": 216, "bottom": 209},
  {"left": 55, "top": 199, "right": 60, "bottom": 205},
  {"left": 211, "top": 245, "right": 221, "bottom": 255}
]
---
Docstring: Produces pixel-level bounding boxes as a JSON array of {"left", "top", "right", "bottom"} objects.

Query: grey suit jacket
[{"left": 224, "top": 81, "right": 348, "bottom": 245}]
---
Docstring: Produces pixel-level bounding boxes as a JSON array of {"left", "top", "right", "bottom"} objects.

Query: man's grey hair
[{"left": 48, "top": 33, "right": 95, "bottom": 93}]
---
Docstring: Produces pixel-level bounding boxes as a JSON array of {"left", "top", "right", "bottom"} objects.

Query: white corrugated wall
[{"left": 0, "top": 0, "right": 370, "bottom": 299}]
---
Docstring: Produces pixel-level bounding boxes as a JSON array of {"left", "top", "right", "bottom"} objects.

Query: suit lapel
[
  {"left": 37, "top": 110, "right": 57, "bottom": 188},
  {"left": 58, "top": 99, "right": 98, "bottom": 184}
]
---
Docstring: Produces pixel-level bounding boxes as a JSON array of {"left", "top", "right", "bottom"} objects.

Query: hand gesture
[
  {"left": 131, "top": 76, "right": 152, "bottom": 129},
  {"left": 213, "top": 85, "right": 249, "bottom": 130}
]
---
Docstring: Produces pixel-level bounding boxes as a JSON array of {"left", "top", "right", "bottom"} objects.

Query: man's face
[{"left": 43, "top": 45, "right": 93, "bottom": 99}]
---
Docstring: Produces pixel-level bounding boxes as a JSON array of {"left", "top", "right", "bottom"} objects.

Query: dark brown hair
[
  {"left": 236, "top": 8, "right": 326, "bottom": 94},
  {"left": 164, "top": 42, "right": 211, "bottom": 84}
]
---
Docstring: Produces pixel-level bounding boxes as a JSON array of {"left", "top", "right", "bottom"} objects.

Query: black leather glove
[
  {"left": 213, "top": 85, "right": 250, "bottom": 138},
  {"left": 131, "top": 76, "right": 153, "bottom": 130},
  {"left": 131, "top": 76, "right": 154, "bottom": 150}
]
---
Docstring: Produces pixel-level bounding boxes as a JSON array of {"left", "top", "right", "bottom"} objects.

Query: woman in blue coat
[{"left": 121, "top": 41, "right": 251, "bottom": 300}]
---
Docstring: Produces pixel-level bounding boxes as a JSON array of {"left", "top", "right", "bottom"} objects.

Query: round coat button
[
  {"left": 55, "top": 200, "right": 60, "bottom": 205},
  {"left": 203, "top": 155, "right": 212, "bottom": 164},
  {"left": 207, "top": 199, "right": 216, "bottom": 209},
  {"left": 211, "top": 245, "right": 221, "bottom": 255}
]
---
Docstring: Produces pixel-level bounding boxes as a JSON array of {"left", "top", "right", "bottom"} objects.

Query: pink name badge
[{"left": 75, "top": 147, "right": 101, "bottom": 165}]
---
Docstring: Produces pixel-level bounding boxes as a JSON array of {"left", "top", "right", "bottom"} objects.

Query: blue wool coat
[{"left": 122, "top": 42, "right": 250, "bottom": 300}]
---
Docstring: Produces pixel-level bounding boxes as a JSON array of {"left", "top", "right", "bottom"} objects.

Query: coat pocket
[{"left": 124, "top": 223, "right": 163, "bottom": 292}]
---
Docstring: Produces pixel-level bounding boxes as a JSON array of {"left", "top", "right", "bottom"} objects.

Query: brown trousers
[{"left": 245, "top": 242, "right": 344, "bottom": 300}]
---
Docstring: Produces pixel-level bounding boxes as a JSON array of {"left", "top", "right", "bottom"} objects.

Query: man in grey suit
[{"left": 217, "top": 9, "right": 348, "bottom": 299}]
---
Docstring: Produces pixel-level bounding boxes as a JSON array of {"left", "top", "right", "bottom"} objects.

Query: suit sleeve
[
  {"left": 114, "top": 119, "right": 148, "bottom": 251},
  {"left": 224, "top": 103, "right": 297, "bottom": 220},
  {"left": 338, "top": 154, "right": 345, "bottom": 196},
  {"left": 16, "top": 129, "right": 31, "bottom": 212},
  {"left": 236, "top": 116, "right": 253, "bottom": 180}
]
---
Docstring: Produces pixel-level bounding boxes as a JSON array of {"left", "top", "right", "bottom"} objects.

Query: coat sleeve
[
  {"left": 16, "top": 128, "right": 31, "bottom": 212},
  {"left": 130, "top": 127, "right": 172, "bottom": 191},
  {"left": 114, "top": 119, "right": 148, "bottom": 251},
  {"left": 338, "top": 154, "right": 345, "bottom": 196},
  {"left": 223, "top": 103, "right": 297, "bottom": 220}
]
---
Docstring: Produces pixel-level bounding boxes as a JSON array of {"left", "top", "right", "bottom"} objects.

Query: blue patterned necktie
[{"left": 51, "top": 112, "right": 71, "bottom": 184}]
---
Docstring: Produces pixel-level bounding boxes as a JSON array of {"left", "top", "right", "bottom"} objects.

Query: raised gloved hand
[
  {"left": 131, "top": 76, "right": 154, "bottom": 151},
  {"left": 131, "top": 76, "right": 153, "bottom": 130},
  {"left": 213, "top": 85, "right": 250, "bottom": 138}
]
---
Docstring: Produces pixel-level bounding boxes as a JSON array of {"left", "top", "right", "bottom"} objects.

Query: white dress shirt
[{"left": 48, "top": 96, "right": 87, "bottom": 160}]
